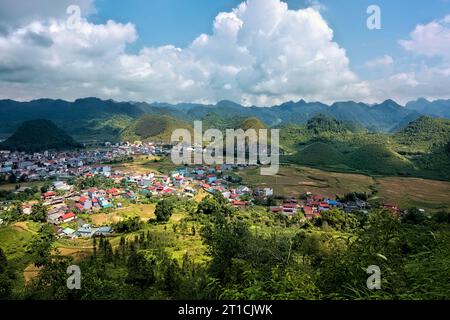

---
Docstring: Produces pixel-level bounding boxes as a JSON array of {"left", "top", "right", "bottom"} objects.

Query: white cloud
[
  {"left": 365, "top": 55, "right": 394, "bottom": 69},
  {"left": 305, "top": 0, "right": 327, "bottom": 12},
  {"left": 0, "top": 0, "right": 96, "bottom": 31},
  {"left": 369, "top": 14, "right": 450, "bottom": 104},
  {"left": 399, "top": 15, "right": 450, "bottom": 59},
  {"left": 0, "top": 0, "right": 370, "bottom": 105}
]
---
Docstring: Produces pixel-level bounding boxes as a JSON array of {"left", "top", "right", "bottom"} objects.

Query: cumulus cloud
[
  {"left": 0, "top": 0, "right": 96, "bottom": 31},
  {"left": 399, "top": 15, "right": 450, "bottom": 59},
  {"left": 370, "top": 14, "right": 450, "bottom": 104},
  {"left": 0, "top": 0, "right": 371, "bottom": 105},
  {"left": 365, "top": 55, "right": 394, "bottom": 69}
]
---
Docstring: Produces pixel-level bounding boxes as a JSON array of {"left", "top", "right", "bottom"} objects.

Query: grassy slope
[
  {"left": 120, "top": 115, "right": 194, "bottom": 143},
  {"left": 280, "top": 117, "right": 450, "bottom": 180}
]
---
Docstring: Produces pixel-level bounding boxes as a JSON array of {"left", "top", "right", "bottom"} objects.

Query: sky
[{"left": 0, "top": 0, "right": 450, "bottom": 106}]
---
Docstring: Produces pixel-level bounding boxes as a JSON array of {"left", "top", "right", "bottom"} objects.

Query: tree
[
  {"left": 197, "top": 192, "right": 235, "bottom": 216},
  {"left": 0, "top": 248, "right": 7, "bottom": 274},
  {"left": 31, "top": 203, "right": 47, "bottom": 223},
  {"left": 201, "top": 214, "right": 251, "bottom": 281},
  {"left": 114, "top": 217, "right": 142, "bottom": 233},
  {"left": 432, "top": 211, "right": 450, "bottom": 224},
  {"left": 7, "top": 173, "right": 17, "bottom": 184},
  {"left": 402, "top": 208, "right": 427, "bottom": 225},
  {"left": 155, "top": 199, "right": 174, "bottom": 223},
  {"left": 27, "top": 224, "right": 55, "bottom": 267},
  {"left": 0, "top": 248, "right": 12, "bottom": 299},
  {"left": 125, "top": 250, "right": 155, "bottom": 288},
  {"left": 266, "top": 196, "right": 277, "bottom": 207}
]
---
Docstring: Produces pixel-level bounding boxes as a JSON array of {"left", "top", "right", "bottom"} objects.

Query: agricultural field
[
  {"left": 110, "top": 156, "right": 177, "bottom": 174},
  {"left": 375, "top": 177, "right": 450, "bottom": 210},
  {"left": 237, "top": 164, "right": 450, "bottom": 211}
]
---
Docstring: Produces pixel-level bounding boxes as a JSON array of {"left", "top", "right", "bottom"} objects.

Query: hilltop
[
  {"left": 282, "top": 114, "right": 450, "bottom": 180},
  {"left": 0, "top": 119, "right": 81, "bottom": 152},
  {"left": 239, "top": 117, "right": 268, "bottom": 131},
  {"left": 120, "top": 115, "right": 193, "bottom": 143},
  {"left": 3, "top": 97, "right": 450, "bottom": 142},
  {"left": 394, "top": 116, "right": 450, "bottom": 152}
]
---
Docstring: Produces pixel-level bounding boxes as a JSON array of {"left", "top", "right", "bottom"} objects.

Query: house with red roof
[
  {"left": 42, "top": 191, "right": 56, "bottom": 200},
  {"left": 384, "top": 203, "right": 401, "bottom": 214},
  {"left": 59, "top": 212, "right": 76, "bottom": 223},
  {"left": 232, "top": 200, "right": 248, "bottom": 208}
]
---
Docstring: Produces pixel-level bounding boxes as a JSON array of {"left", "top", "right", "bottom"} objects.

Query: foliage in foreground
[{"left": 2, "top": 198, "right": 450, "bottom": 300}]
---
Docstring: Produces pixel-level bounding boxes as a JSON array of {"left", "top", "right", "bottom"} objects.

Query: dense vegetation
[
  {"left": 1, "top": 193, "right": 449, "bottom": 300},
  {"left": 0, "top": 119, "right": 81, "bottom": 152},
  {"left": 2, "top": 97, "right": 450, "bottom": 143},
  {"left": 120, "top": 115, "right": 194, "bottom": 143},
  {"left": 282, "top": 115, "right": 450, "bottom": 180}
]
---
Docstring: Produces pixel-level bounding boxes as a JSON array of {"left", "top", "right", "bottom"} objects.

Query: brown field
[
  {"left": 111, "top": 156, "right": 177, "bottom": 174},
  {"left": 237, "top": 164, "right": 450, "bottom": 211},
  {"left": 23, "top": 264, "right": 41, "bottom": 283},
  {"left": 236, "top": 165, "right": 375, "bottom": 198},
  {"left": 376, "top": 177, "right": 450, "bottom": 210},
  {"left": 90, "top": 204, "right": 156, "bottom": 225}
]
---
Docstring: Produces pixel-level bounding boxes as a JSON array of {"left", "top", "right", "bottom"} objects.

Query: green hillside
[
  {"left": 239, "top": 117, "right": 268, "bottom": 131},
  {"left": 120, "top": 115, "right": 193, "bottom": 143},
  {"left": 0, "top": 119, "right": 81, "bottom": 152},
  {"left": 346, "top": 144, "right": 415, "bottom": 175},
  {"left": 394, "top": 116, "right": 450, "bottom": 153},
  {"left": 306, "top": 114, "right": 350, "bottom": 135},
  {"left": 291, "top": 142, "right": 345, "bottom": 166}
]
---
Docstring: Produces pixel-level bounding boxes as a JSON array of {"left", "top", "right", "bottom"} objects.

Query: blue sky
[
  {"left": 1, "top": 0, "right": 450, "bottom": 104},
  {"left": 91, "top": 0, "right": 450, "bottom": 71}
]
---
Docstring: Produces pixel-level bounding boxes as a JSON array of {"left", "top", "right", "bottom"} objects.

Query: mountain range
[{"left": 0, "top": 97, "right": 449, "bottom": 142}]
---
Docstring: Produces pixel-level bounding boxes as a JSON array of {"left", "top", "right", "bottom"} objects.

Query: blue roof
[{"left": 98, "top": 227, "right": 112, "bottom": 232}]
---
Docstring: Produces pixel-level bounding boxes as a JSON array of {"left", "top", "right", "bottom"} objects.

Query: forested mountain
[
  {"left": 1, "top": 97, "right": 448, "bottom": 142},
  {"left": 0, "top": 119, "right": 81, "bottom": 152}
]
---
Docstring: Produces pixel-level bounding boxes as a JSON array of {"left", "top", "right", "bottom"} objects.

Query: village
[{"left": 0, "top": 144, "right": 404, "bottom": 240}]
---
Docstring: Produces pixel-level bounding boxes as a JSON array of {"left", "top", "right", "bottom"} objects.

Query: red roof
[
  {"left": 74, "top": 203, "right": 84, "bottom": 210},
  {"left": 89, "top": 188, "right": 97, "bottom": 193},
  {"left": 283, "top": 203, "right": 297, "bottom": 208},
  {"left": 79, "top": 196, "right": 88, "bottom": 203},
  {"left": 232, "top": 200, "right": 247, "bottom": 206},
  {"left": 61, "top": 212, "right": 76, "bottom": 220},
  {"left": 43, "top": 191, "right": 56, "bottom": 197},
  {"left": 303, "top": 207, "right": 314, "bottom": 215},
  {"left": 107, "top": 188, "right": 119, "bottom": 194}
]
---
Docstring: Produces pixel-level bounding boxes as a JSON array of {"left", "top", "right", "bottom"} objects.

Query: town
[{"left": 0, "top": 143, "right": 405, "bottom": 240}]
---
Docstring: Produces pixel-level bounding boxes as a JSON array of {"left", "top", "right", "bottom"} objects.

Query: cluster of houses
[
  {"left": 0, "top": 142, "right": 174, "bottom": 183},
  {"left": 269, "top": 192, "right": 369, "bottom": 220},
  {"left": 0, "top": 149, "right": 124, "bottom": 182},
  {"left": 1, "top": 145, "right": 409, "bottom": 240}
]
